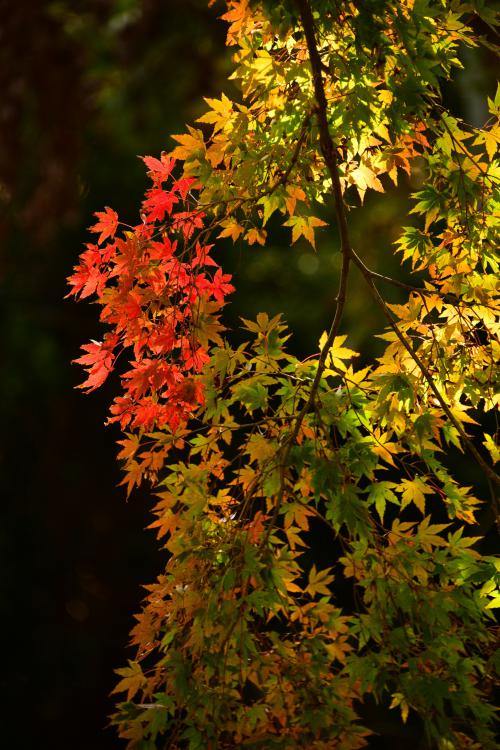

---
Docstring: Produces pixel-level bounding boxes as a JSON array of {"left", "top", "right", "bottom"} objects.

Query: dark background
[{"left": 1, "top": 1, "right": 496, "bottom": 748}]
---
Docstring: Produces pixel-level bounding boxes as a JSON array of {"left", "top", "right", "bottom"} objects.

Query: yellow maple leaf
[
  {"left": 389, "top": 692, "right": 409, "bottom": 724},
  {"left": 245, "top": 433, "right": 276, "bottom": 463},
  {"left": 449, "top": 404, "right": 479, "bottom": 426},
  {"left": 324, "top": 637, "right": 352, "bottom": 663},
  {"left": 416, "top": 516, "right": 450, "bottom": 551},
  {"left": 371, "top": 428, "right": 401, "bottom": 467},
  {"left": 285, "top": 525, "right": 307, "bottom": 551},
  {"left": 217, "top": 218, "right": 245, "bottom": 242},
  {"left": 319, "top": 333, "right": 360, "bottom": 372},
  {"left": 399, "top": 477, "right": 432, "bottom": 514},
  {"left": 349, "top": 162, "right": 384, "bottom": 202},
  {"left": 285, "top": 185, "right": 307, "bottom": 216},
  {"left": 112, "top": 660, "right": 146, "bottom": 701},
  {"left": 119, "top": 459, "right": 145, "bottom": 497},
  {"left": 283, "top": 215, "right": 328, "bottom": 248},
  {"left": 206, "top": 135, "right": 228, "bottom": 167},
  {"left": 283, "top": 502, "right": 315, "bottom": 532},
  {"left": 169, "top": 127, "right": 205, "bottom": 160},
  {"left": 473, "top": 123, "right": 499, "bottom": 161},
  {"left": 196, "top": 93, "right": 233, "bottom": 134},
  {"left": 245, "top": 227, "right": 267, "bottom": 246},
  {"left": 306, "top": 565, "right": 335, "bottom": 597},
  {"left": 116, "top": 433, "right": 140, "bottom": 461}
]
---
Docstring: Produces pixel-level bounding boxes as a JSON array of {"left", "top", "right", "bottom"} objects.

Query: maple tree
[{"left": 68, "top": 0, "right": 500, "bottom": 747}]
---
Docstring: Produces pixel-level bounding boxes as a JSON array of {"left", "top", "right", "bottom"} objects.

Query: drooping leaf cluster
[{"left": 68, "top": 1, "right": 500, "bottom": 748}]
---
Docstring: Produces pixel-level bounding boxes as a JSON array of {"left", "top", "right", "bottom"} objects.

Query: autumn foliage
[{"left": 69, "top": 1, "right": 500, "bottom": 748}]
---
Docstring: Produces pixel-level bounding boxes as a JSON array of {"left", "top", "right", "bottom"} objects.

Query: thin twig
[{"left": 352, "top": 259, "right": 500, "bottom": 489}]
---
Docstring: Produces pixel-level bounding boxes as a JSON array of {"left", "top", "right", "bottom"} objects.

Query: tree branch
[
  {"left": 355, "top": 263, "right": 500, "bottom": 488},
  {"left": 264, "top": 0, "right": 500, "bottom": 550},
  {"left": 261, "top": 0, "right": 354, "bottom": 543},
  {"left": 297, "top": 0, "right": 499, "bottom": 492}
]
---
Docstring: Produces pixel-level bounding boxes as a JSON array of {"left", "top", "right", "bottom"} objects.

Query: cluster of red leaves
[{"left": 68, "top": 153, "right": 234, "bottom": 433}]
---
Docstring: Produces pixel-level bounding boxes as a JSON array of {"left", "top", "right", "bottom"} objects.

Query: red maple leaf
[
  {"left": 173, "top": 176, "right": 197, "bottom": 198},
  {"left": 180, "top": 342, "right": 210, "bottom": 371},
  {"left": 191, "top": 242, "right": 218, "bottom": 268},
  {"left": 131, "top": 399, "right": 162, "bottom": 430},
  {"left": 171, "top": 377, "right": 205, "bottom": 407},
  {"left": 74, "top": 337, "right": 117, "bottom": 391},
  {"left": 108, "top": 396, "right": 134, "bottom": 429},
  {"left": 171, "top": 211, "right": 204, "bottom": 238},
  {"left": 68, "top": 265, "right": 107, "bottom": 300},
  {"left": 210, "top": 268, "right": 235, "bottom": 302},
  {"left": 72, "top": 149, "right": 235, "bottom": 468},
  {"left": 142, "top": 154, "right": 175, "bottom": 184},
  {"left": 142, "top": 188, "right": 178, "bottom": 223},
  {"left": 148, "top": 322, "right": 176, "bottom": 355},
  {"left": 89, "top": 206, "right": 119, "bottom": 245}
]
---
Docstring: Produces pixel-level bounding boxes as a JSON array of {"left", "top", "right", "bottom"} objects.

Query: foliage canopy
[{"left": 69, "top": 1, "right": 500, "bottom": 747}]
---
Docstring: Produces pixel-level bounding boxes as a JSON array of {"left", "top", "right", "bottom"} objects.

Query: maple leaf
[
  {"left": 285, "top": 525, "right": 307, "bottom": 550},
  {"left": 131, "top": 400, "right": 163, "bottom": 431},
  {"left": 245, "top": 434, "right": 277, "bottom": 464},
  {"left": 89, "top": 206, "right": 119, "bottom": 245},
  {"left": 141, "top": 154, "right": 175, "bottom": 184},
  {"left": 367, "top": 481, "right": 399, "bottom": 522},
  {"left": 74, "top": 338, "right": 117, "bottom": 391},
  {"left": 112, "top": 660, "right": 146, "bottom": 701},
  {"left": 245, "top": 227, "right": 267, "bottom": 246},
  {"left": 371, "top": 428, "right": 402, "bottom": 467},
  {"left": 283, "top": 502, "right": 315, "bottom": 532},
  {"left": 389, "top": 693, "right": 410, "bottom": 724},
  {"left": 107, "top": 396, "right": 134, "bottom": 430},
  {"left": 142, "top": 188, "right": 178, "bottom": 222},
  {"left": 147, "top": 504, "right": 179, "bottom": 539},
  {"left": 119, "top": 459, "right": 147, "bottom": 497},
  {"left": 283, "top": 215, "right": 327, "bottom": 249},
  {"left": 285, "top": 185, "right": 307, "bottom": 216},
  {"left": 169, "top": 127, "right": 206, "bottom": 161},
  {"left": 306, "top": 565, "right": 335, "bottom": 598},
  {"left": 116, "top": 434, "right": 141, "bottom": 462},
  {"left": 197, "top": 93, "right": 233, "bottom": 134},
  {"left": 416, "top": 516, "right": 450, "bottom": 551},
  {"left": 246, "top": 511, "right": 269, "bottom": 543},
  {"left": 171, "top": 210, "right": 204, "bottom": 238},
  {"left": 172, "top": 377, "right": 205, "bottom": 407},
  {"left": 67, "top": 261, "right": 107, "bottom": 300},
  {"left": 483, "top": 433, "right": 500, "bottom": 464},
  {"left": 348, "top": 162, "right": 384, "bottom": 202},
  {"left": 319, "top": 333, "right": 360, "bottom": 372},
  {"left": 218, "top": 218, "right": 245, "bottom": 242},
  {"left": 220, "top": 0, "right": 252, "bottom": 45},
  {"left": 282, "top": 567, "right": 303, "bottom": 593},
  {"left": 121, "top": 359, "right": 169, "bottom": 400},
  {"left": 180, "top": 343, "right": 210, "bottom": 372},
  {"left": 399, "top": 477, "right": 433, "bottom": 514},
  {"left": 173, "top": 176, "right": 198, "bottom": 199},
  {"left": 206, "top": 135, "right": 228, "bottom": 168},
  {"left": 210, "top": 268, "right": 235, "bottom": 302}
]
